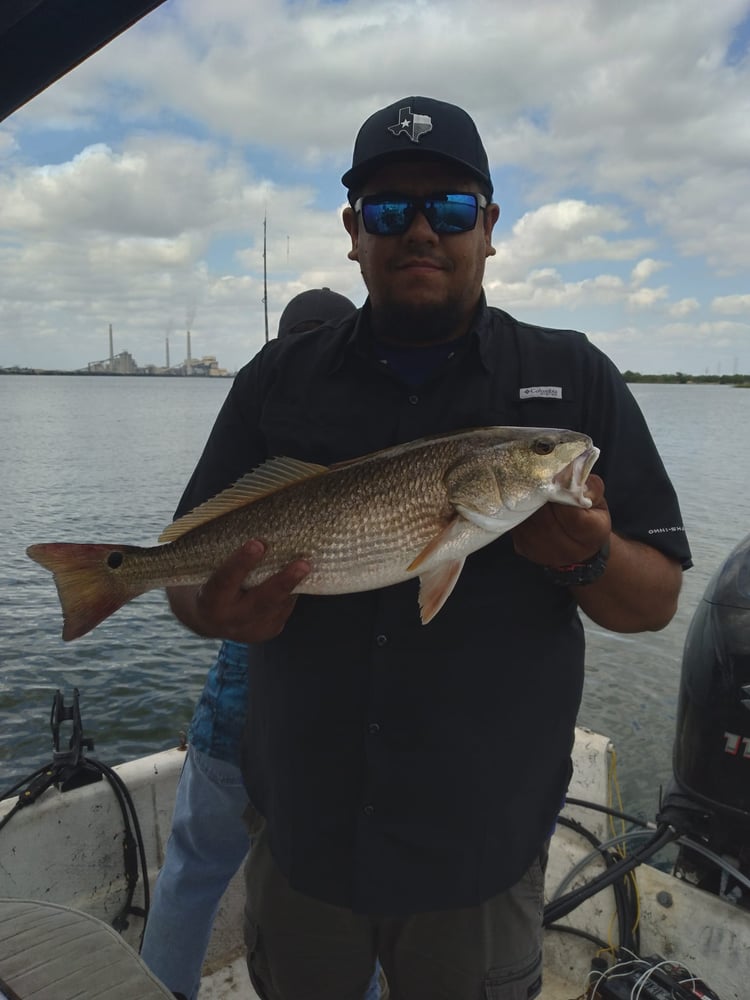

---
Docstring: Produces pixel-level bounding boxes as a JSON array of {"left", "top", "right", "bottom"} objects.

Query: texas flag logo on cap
[{"left": 388, "top": 106, "right": 433, "bottom": 143}]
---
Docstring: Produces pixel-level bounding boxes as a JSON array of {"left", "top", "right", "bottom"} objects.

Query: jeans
[{"left": 140, "top": 745, "right": 250, "bottom": 1000}]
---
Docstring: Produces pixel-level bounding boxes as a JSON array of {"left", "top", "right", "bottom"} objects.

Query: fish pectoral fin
[
  {"left": 406, "top": 517, "right": 467, "bottom": 573},
  {"left": 418, "top": 559, "right": 465, "bottom": 624},
  {"left": 159, "top": 457, "right": 329, "bottom": 543}
]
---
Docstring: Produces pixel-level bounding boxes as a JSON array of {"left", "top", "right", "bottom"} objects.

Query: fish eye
[
  {"left": 532, "top": 437, "right": 556, "bottom": 456},
  {"left": 107, "top": 551, "right": 124, "bottom": 569}
]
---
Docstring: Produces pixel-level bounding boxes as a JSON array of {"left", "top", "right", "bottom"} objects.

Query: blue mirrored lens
[
  {"left": 359, "top": 193, "right": 480, "bottom": 235},
  {"left": 362, "top": 199, "right": 414, "bottom": 235},
  {"left": 427, "top": 194, "right": 479, "bottom": 233}
]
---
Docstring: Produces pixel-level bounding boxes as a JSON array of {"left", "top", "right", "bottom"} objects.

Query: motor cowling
[{"left": 665, "top": 532, "right": 750, "bottom": 904}]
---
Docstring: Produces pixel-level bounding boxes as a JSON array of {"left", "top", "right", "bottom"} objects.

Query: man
[
  {"left": 166, "top": 97, "right": 691, "bottom": 1000},
  {"left": 276, "top": 286, "right": 357, "bottom": 337}
]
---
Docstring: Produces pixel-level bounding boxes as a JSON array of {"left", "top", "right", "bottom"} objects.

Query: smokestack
[
  {"left": 186, "top": 330, "right": 192, "bottom": 375},
  {"left": 109, "top": 324, "right": 114, "bottom": 364},
  {"left": 166, "top": 336, "right": 170, "bottom": 369}
]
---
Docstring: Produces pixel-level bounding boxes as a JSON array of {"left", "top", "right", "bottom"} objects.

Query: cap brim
[{"left": 342, "top": 149, "right": 493, "bottom": 197}]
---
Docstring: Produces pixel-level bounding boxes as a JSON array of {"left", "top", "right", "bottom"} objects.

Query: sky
[{"left": 1, "top": 0, "right": 749, "bottom": 376}]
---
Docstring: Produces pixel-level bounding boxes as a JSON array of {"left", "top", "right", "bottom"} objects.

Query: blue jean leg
[{"left": 140, "top": 745, "right": 250, "bottom": 1000}]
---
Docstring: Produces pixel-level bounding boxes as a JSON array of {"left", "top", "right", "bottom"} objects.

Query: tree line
[{"left": 622, "top": 372, "right": 750, "bottom": 385}]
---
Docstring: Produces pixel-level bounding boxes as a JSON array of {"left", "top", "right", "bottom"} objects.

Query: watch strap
[{"left": 542, "top": 539, "right": 610, "bottom": 587}]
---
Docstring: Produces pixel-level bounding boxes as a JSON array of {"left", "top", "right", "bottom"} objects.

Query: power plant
[{"left": 84, "top": 326, "right": 229, "bottom": 377}]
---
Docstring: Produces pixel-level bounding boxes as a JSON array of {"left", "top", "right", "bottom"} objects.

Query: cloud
[
  {"left": 627, "top": 285, "right": 670, "bottom": 309},
  {"left": 712, "top": 293, "right": 750, "bottom": 314},
  {"left": 668, "top": 298, "right": 700, "bottom": 318},
  {"left": 631, "top": 258, "right": 668, "bottom": 286},
  {"left": 485, "top": 269, "right": 626, "bottom": 311},
  {"left": 493, "top": 200, "right": 653, "bottom": 281},
  {"left": 0, "top": 137, "right": 276, "bottom": 238}
]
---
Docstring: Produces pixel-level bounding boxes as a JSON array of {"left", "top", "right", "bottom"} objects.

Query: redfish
[{"left": 27, "top": 426, "right": 599, "bottom": 641}]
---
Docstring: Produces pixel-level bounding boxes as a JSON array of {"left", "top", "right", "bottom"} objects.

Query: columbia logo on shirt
[{"left": 519, "top": 386, "right": 563, "bottom": 400}]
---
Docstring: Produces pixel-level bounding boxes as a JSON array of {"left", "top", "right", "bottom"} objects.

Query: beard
[{"left": 369, "top": 298, "right": 468, "bottom": 345}]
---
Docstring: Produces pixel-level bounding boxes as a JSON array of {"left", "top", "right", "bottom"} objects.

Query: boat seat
[{"left": 0, "top": 898, "right": 175, "bottom": 999}]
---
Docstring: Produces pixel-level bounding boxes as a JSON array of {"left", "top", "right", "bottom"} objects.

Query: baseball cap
[
  {"left": 342, "top": 96, "right": 493, "bottom": 199},
  {"left": 277, "top": 288, "right": 357, "bottom": 338}
]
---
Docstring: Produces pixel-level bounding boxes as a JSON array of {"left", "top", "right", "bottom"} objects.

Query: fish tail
[{"left": 26, "top": 542, "right": 146, "bottom": 641}]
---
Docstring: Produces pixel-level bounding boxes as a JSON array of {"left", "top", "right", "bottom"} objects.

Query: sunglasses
[{"left": 354, "top": 191, "right": 488, "bottom": 236}]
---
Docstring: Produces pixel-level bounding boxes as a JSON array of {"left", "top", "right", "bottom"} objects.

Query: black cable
[
  {"left": 1, "top": 764, "right": 53, "bottom": 802},
  {"left": 545, "top": 922, "right": 610, "bottom": 951},
  {"left": 564, "top": 796, "right": 652, "bottom": 829},
  {"left": 90, "top": 757, "right": 151, "bottom": 932},
  {"left": 555, "top": 814, "right": 639, "bottom": 953},
  {"left": 544, "top": 824, "right": 679, "bottom": 925},
  {"left": 0, "top": 766, "right": 60, "bottom": 832},
  {"left": 0, "top": 755, "right": 150, "bottom": 937},
  {"left": 0, "top": 802, "right": 22, "bottom": 834},
  {"left": 556, "top": 813, "right": 603, "bottom": 850}
]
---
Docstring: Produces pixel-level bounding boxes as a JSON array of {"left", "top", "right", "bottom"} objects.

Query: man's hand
[
  {"left": 511, "top": 474, "right": 611, "bottom": 567},
  {"left": 511, "top": 473, "right": 682, "bottom": 632},
  {"left": 167, "top": 540, "right": 311, "bottom": 644}
]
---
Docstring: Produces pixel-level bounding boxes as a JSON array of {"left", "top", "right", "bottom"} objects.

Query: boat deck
[{"left": 1, "top": 729, "right": 748, "bottom": 1000}]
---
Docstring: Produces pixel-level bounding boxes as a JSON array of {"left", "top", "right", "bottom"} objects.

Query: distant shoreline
[
  {"left": 620, "top": 371, "right": 750, "bottom": 386},
  {"left": 0, "top": 368, "right": 234, "bottom": 378},
  {"left": 2, "top": 368, "right": 747, "bottom": 385}
]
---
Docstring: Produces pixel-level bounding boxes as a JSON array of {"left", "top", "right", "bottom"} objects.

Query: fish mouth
[{"left": 554, "top": 445, "right": 600, "bottom": 496}]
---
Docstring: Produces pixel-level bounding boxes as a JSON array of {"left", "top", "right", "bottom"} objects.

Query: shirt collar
[{"left": 330, "top": 294, "right": 493, "bottom": 375}]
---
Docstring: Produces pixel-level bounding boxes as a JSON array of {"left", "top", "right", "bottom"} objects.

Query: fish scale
[{"left": 26, "top": 426, "right": 599, "bottom": 640}]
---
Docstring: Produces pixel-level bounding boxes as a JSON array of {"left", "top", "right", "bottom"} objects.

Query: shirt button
[
  {"left": 363, "top": 804, "right": 375, "bottom": 817},
  {"left": 368, "top": 722, "right": 381, "bottom": 735},
  {"left": 408, "top": 394, "right": 419, "bottom": 405},
  {"left": 375, "top": 633, "right": 388, "bottom": 647}
]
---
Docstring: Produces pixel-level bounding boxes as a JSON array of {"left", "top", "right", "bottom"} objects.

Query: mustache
[{"left": 390, "top": 254, "right": 453, "bottom": 271}]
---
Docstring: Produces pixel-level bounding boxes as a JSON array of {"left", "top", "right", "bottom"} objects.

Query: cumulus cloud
[
  {"left": 627, "top": 286, "right": 670, "bottom": 309},
  {"left": 631, "top": 258, "right": 668, "bottom": 286},
  {"left": 493, "top": 200, "right": 653, "bottom": 281},
  {"left": 669, "top": 298, "right": 700, "bottom": 318},
  {"left": 712, "top": 293, "right": 750, "bottom": 314},
  {"left": 485, "top": 269, "right": 627, "bottom": 312},
  {"left": 0, "top": 137, "right": 276, "bottom": 238}
]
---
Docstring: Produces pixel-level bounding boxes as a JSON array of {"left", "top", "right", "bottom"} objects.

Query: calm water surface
[{"left": 2, "top": 375, "right": 749, "bottom": 820}]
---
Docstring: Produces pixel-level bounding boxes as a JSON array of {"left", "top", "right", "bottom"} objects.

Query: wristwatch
[{"left": 542, "top": 539, "right": 610, "bottom": 587}]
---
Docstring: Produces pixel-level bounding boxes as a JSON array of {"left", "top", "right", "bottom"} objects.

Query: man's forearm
[{"left": 573, "top": 534, "right": 683, "bottom": 633}]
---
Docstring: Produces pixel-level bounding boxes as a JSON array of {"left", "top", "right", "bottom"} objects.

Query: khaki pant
[{"left": 243, "top": 811, "right": 546, "bottom": 1000}]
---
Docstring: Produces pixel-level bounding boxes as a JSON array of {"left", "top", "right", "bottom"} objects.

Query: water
[
  {"left": 2, "top": 375, "right": 749, "bottom": 821},
  {"left": 1, "top": 375, "right": 232, "bottom": 787}
]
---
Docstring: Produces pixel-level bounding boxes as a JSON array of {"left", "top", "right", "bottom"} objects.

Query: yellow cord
[{"left": 607, "top": 749, "right": 642, "bottom": 938}]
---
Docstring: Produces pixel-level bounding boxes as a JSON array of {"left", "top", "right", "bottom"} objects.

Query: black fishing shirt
[{"left": 174, "top": 296, "right": 692, "bottom": 915}]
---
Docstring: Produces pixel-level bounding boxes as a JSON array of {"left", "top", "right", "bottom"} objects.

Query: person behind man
[
  {"left": 164, "top": 97, "right": 691, "bottom": 1000},
  {"left": 139, "top": 288, "right": 371, "bottom": 1000}
]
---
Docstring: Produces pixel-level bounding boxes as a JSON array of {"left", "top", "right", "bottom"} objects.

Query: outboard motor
[{"left": 662, "top": 532, "right": 750, "bottom": 907}]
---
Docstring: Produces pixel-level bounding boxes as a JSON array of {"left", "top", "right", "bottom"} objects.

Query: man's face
[{"left": 342, "top": 159, "right": 499, "bottom": 342}]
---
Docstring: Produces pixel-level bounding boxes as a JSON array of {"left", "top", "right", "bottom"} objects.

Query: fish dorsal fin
[{"left": 158, "top": 457, "right": 329, "bottom": 543}]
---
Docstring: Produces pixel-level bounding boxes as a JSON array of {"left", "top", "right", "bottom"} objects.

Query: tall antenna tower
[{"left": 262, "top": 212, "right": 269, "bottom": 343}]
